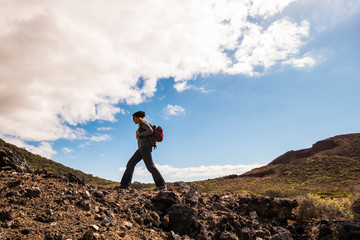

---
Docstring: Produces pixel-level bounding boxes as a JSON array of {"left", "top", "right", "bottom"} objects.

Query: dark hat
[{"left": 132, "top": 111, "right": 145, "bottom": 118}]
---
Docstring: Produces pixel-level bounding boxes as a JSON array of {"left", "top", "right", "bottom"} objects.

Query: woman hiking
[{"left": 120, "top": 111, "right": 166, "bottom": 190}]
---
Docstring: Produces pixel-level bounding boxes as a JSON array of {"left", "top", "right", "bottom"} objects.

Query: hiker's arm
[{"left": 139, "top": 122, "right": 153, "bottom": 137}]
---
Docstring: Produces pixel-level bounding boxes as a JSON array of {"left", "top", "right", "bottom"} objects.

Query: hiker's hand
[{"left": 136, "top": 130, "right": 140, "bottom": 137}]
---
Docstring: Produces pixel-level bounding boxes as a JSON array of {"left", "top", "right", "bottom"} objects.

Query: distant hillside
[
  {"left": 0, "top": 139, "right": 119, "bottom": 188},
  {"left": 194, "top": 133, "right": 360, "bottom": 197}
]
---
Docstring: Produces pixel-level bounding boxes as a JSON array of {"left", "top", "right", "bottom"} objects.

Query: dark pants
[{"left": 120, "top": 146, "right": 165, "bottom": 187}]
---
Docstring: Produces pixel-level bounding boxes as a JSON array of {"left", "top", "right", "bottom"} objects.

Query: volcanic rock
[
  {"left": 64, "top": 173, "right": 85, "bottom": 185},
  {"left": 1, "top": 165, "right": 358, "bottom": 239},
  {"left": 0, "top": 148, "right": 32, "bottom": 172}
]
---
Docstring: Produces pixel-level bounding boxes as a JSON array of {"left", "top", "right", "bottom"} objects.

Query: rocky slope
[
  {"left": 2, "top": 167, "right": 360, "bottom": 240},
  {"left": 1, "top": 138, "right": 360, "bottom": 239},
  {"left": 0, "top": 139, "right": 118, "bottom": 188}
]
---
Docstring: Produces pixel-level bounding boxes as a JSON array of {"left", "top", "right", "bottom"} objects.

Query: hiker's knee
[{"left": 126, "top": 160, "right": 137, "bottom": 169}]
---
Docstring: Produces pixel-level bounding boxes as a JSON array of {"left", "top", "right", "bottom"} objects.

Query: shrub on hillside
[{"left": 294, "top": 194, "right": 354, "bottom": 222}]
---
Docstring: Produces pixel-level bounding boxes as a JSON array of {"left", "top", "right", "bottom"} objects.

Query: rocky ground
[{"left": 1, "top": 147, "right": 360, "bottom": 239}]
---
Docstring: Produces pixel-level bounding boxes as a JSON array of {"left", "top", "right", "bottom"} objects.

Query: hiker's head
[{"left": 132, "top": 111, "right": 145, "bottom": 124}]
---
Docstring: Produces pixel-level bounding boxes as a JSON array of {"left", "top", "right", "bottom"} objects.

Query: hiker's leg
[
  {"left": 140, "top": 146, "right": 165, "bottom": 187},
  {"left": 120, "top": 149, "right": 142, "bottom": 187}
]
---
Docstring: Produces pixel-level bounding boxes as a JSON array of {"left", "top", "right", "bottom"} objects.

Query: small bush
[
  {"left": 294, "top": 196, "right": 319, "bottom": 222},
  {"left": 294, "top": 194, "right": 354, "bottom": 222}
]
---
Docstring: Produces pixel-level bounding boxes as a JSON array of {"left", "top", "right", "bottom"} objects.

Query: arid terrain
[{"left": 1, "top": 134, "right": 360, "bottom": 239}]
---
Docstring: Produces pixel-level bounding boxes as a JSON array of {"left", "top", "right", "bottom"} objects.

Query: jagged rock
[
  {"left": 64, "top": 173, "right": 85, "bottom": 185},
  {"left": 24, "top": 187, "right": 41, "bottom": 198},
  {"left": 186, "top": 186, "right": 199, "bottom": 205},
  {"left": 122, "top": 221, "right": 133, "bottom": 229},
  {"left": 0, "top": 148, "right": 32, "bottom": 172},
  {"left": 77, "top": 200, "right": 91, "bottom": 211},
  {"left": 278, "top": 227, "right": 292, "bottom": 240},
  {"left": 166, "top": 204, "right": 204, "bottom": 238},
  {"left": 93, "top": 190, "right": 104, "bottom": 199},
  {"left": 34, "top": 210, "right": 57, "bottom": 223},
  {"left": 249, "top": 211, "right": 258, "bottom": 219},
  {"left": 82, "top": 190, "right": 91, "bottom": 200},
  {"left": 100, "top": 214, "right": 117, "bottom": 227},
  {"left": 1, "top": 220, "right": 14, "bottom": 228},
  {"left": 153, "top": 191, "right": 180, "bottom": 211},
  {"left": 317, "top": 220, "right": 360, "bottom": 240},
  {"left": 216, "top": 213, "right": 243, "bottom": 237},
  {"left": 168, "top": 230, "right": 181, "bottom": 240},
  {"left": 91, "top": 225, "right": 100, "bottom": 231},
  {"left": 7, "top": 180, "right": 22, "bottom": 188},
  {"left": 0, "top": 211, "right": 12, "bottom": 221},
  {"left": 238, "top": 196, "right": 298, "bottom": 223}
]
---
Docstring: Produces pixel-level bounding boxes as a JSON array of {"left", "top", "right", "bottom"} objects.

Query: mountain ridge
[{"left": 193, "top": 133, "right": 360, "bottom": 197}]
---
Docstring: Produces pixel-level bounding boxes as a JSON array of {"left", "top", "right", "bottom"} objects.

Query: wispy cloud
[
  {"left": 1, "top": 136, "right": 57, "bottom": 158},
  {"left": 163, "top": 105, "right": 186, "bottom": 118},
  {"left": 62, "top": 147, "right": 73, "bottom": 154},
  {"left": 97, "top": 127, "right": 112, "bottom": 131},
  {"left": 119, "top": 163, "right": 264, "bottom": 181}
]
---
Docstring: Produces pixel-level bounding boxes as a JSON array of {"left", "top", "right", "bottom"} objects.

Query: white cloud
[
  {"left": 284, "top": 54, "right": 316, "bottom": 68},
  {"left": 1, "top": 135, "right": 57, "bottom": 158},
  {"left": 119, "top": 163, "right": 264, "bottom": 181},
  {"left": 97, "top": 127, "right": 112, "bottom": 131},
  {"left": 62, "top": 147, "right": 73, "bottom": 154},
  {"left": 89, "top": 134, "right": 111, "bottom": 142},
  {"left": 226, "top": 18, "right": 311, "bottom": 75},
  {"left": 0, "top": 0, "right": 314, "bottom": 150},
  {"left": 163, "top": 105, "right": 186, "bottom": 117}
]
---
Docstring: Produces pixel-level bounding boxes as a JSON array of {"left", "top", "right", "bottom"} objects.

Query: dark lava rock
[
  {"left": 76, "top": 200, "right": 91, "bottom": 211},
  {"left": 24, "top": 187, "right": 41, "bottom": 198},
  {"left": 0, "top": 210, "right": 12, "bottom": 221},
  {"left": 153, "top": 191, "right": 180, "bottom": 211},
  {"left": 166, "top": 203, "right": 204, "bottom": 238},
  {"left": 0, "top": 148, "right": 32, "bottom": 172},
  {"left": 238, "top": 196, "right": 298, "bottom": 223},
  {"left": 64, "top": 173, "right": 85, "bottom": 185},
  {"left": 34, "top": 210, "right": 57, "bottom": 223},
  {"left": 7, "top": 180, "right": 22, "bottom": 188},
  {"left": 317, "top": 220, "right": 360, "bottom": 240}
]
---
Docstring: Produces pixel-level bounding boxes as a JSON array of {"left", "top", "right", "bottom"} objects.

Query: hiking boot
[
  {"left": 116, "top": 185, "right": 130, "bottom": 191},
  {"left": 155, "top": 186, "right": 167, "bottom": 191}
]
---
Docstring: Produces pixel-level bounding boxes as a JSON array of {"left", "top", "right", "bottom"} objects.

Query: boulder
[
  {"left": 238, "top": 196, "right": 298, "bottom": 223},
  {"left": 166, "top": 204, "right": 204, "bottom": 238},
  {"left": 64, "top": 173, "right": 85, "bottom": 185},
  {"left": 24, "top": 187, "right": 41, "bottom": 198},
  {"left": 153, "top": 191, "right": 180, "bottom": 211},
  {"left": 0, "top": 148, "right": 32, "bottom": 172},
  {"left": 317, "top": 220, "right": 360, "bottom": 240}
]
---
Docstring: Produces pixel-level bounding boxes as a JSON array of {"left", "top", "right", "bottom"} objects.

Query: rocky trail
[{"left": 1, "top": 148, "right": 360, "bottom": 239}]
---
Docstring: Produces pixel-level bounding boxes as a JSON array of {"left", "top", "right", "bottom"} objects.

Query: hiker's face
[{"left": 132, "top": 116, "right": 139, "bottom": 124}]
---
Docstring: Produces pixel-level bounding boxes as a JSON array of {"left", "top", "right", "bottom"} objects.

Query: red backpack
[{"left": 152, "top": 125, "right": 164, "bottom": 142}]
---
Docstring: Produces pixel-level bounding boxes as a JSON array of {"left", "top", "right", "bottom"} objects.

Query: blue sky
[{"left": 1, "top": 0, "right": 359, "bottom": 183}]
